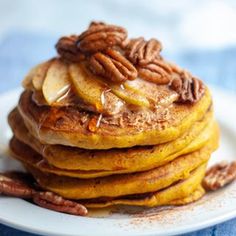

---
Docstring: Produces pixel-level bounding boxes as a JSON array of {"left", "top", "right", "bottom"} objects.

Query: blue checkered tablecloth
[{"left": 0, "top": 32, "right": 236, "bottom": 236}]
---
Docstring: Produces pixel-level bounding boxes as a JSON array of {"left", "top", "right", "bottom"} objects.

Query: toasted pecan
[
  {"left": 89, "top": 49, "right": 137, "bottom": 82},
  {"left": 126, "top": 37, "right": 162, "bottom": 65},
  {"left": 138, "top": 59, "right": 171, "bottom": 84},
  {"left": 203, "top": 161, "right": 236, "bottom": 191},
  {"left": 170, "top": 70, "right": 205, "bottom": 104},
  {"left": 0, "top": 172, "right": 35, "bottom": 198},
  {"left": 77, "top": 24, "right": 127, "bottom": 53},
  {"left": 33, "top": 191, "right": 88, "bottom": 216},
  {"left": 56, "top": 35, "right": 85, "bottom": 62}
]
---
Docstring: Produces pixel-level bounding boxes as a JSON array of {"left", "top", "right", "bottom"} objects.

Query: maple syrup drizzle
[
  {"left": 88, "top": 114, "right": 103, "bottom": 132},
  {"left": 56, "top": 86, "right": 71, "bottom": 103},
  {"left": 96, "top": 114, "right": 103, "bottom": 128}
]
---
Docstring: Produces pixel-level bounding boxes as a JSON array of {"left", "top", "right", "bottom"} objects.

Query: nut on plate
[
  {"left": 33, "top": 191, "right": 88, "bottom": 216},
  {"left": 0, "top": 172, "right": 35, "bottom": 198},
  {"left": 203, "top": 161, "right": 236, "bottom": 191}
]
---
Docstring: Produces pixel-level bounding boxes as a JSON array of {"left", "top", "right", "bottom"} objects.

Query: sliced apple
[
  {"left": 91, "top": 74, "right": 150, "bottom": 108},
  {"left": 22, "top": 70, "right": 34, "bottom": 90},
  {"left": 124, "top": 78, "right": 147, "bottom": 93},
  {"left": 42, "top": 60, "right": 71, "bottom": 105},
  {"left": 22, "top": 65, "right": 39, "bottom": 90},
  {"left": 22, "top": 60, "right": 52, "bottom": 90},
  {"left": 69, "top": 63, "right": 107, "bottom": 112},
  {"left": 110, "top": 84, "right": 150, "bottom": 108},
  {"left": 125, "top": 78, "right": 178, "bottom": 106},
  {"left": 32, "top": 60, "right": 52, "bottom": 90}
]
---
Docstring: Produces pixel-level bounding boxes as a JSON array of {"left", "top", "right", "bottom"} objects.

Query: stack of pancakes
[{"left": 8, "top": 23, "right": 219, "bottom": 208}]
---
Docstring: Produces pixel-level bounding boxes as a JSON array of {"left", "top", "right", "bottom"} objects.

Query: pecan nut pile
[
  {"left": 77, "top": 24, "right": 127, "bottom": 53},
  {"left": 90, "top": 49, "right": 137, "bottom": 82},
  {"left": 203, "top": 161, "right": 236, "bottom": 191},
  {"left": 56, "top": 35, "right": 85, "bottom": 62},
  {"left": 170, "top": 70, "right": 205, "bottom": 103},
  {"left": 0, "top": 172, "right": 35, "bottom": 198},
  {"left": 54, "top": 21, "right": 205, "bottom": 104},
  {"left": 33, "top": 192, "right": 88, "bottom": 216},
  {"left": 126, "top": 37, "right": 162, "bottom": 65}
]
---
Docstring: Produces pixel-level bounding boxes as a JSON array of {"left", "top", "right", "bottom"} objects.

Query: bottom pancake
[{"left": 80, "top": 164, "right": 206, "bottom": 208}]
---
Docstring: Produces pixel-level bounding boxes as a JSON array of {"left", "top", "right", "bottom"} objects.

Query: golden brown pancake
[
  {"left": 9, "top": 118, "right": 218, "bottom": 178},
  {"left": 18, "top": 88, "right": 212, "bottom": 149},
  {"left": 9, "top": 117, "right": 218, "bottom": 178},
  {"left": 80, "top": 165, "right": 206, "bottom": 208}
]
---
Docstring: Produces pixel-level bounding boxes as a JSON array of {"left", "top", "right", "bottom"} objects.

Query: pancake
[
  {"left": 80, "top": 165, "right": 206, "bottom": 208},
  {"left": 20, "top": 135, "right": 218, "bottom": 199},
  {"left": 9, "top": 107, "right": 214, "bottom": 175},
  {"left": 9, "top": 119, "right": 218, "bottom": 178},
  {"left": 18, "top": 88, "right": 212, "bottom": 149}
]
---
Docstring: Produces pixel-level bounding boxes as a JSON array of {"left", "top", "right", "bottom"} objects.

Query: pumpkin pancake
[
  {"left": 80, "top": 165, "right": 206, "bottom": 208},
  {"left": 18, "top": 87, "right": 212, "bottom": 149},
  {"left": 9, "top": 119, "right": 217, "bottom": 179},
  {"left": 9, "top": 117, "right": 218, "bottom": 178}
]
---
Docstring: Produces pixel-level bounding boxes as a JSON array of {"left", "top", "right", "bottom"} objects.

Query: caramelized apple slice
[
  {"left": 125, "top": 78, "right": 178, "bottom": 106},
  {"left": 69, "top": 63, "right": 107, "bottom": 112},
  {"left": 32, "top": 60, "right": 53, "bottom": 90},
  {"left": 22, "top": 60, "right": 52, "bottom": 90},
  {"left": 42, "top": 60, "right": 71, "bottom": 105},
  {"left": 91, "top": 72, "right": 150, "bottom": 108},
  {"left": 110, "top": 84, "right": 150, "bottom": 107}
]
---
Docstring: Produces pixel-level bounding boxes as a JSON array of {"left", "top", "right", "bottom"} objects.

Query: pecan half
[
  {"left": 89, "top": 49, "right": 137, "bottom": 82},
  {"left": 56, "top": 35, "right": 85, "bottom": 62},
  {"left": 138, "top": 59, "right": 171, "bottom": 84},
  {"left": 170, "top": 70, "right": 205, "bottom": 103},
  {"left": 0, "top": 172, "right": 35, "bottom": 198},
  {"left": 126, "top": 37, "right": 162, "bottom": 65},
  {"left": 77, "top": 24, "right": 127, "bottom": 53},
  {"left": 203, "top": 161, "right": 236, "bottom": 191},
  {"left": 33, "top": 192, "right": 88, "bottom": 216}
]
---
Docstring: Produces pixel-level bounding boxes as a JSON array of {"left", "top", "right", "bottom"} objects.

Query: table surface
[{"left": 0, "top": 32, "right": 236, "bottom": 236}]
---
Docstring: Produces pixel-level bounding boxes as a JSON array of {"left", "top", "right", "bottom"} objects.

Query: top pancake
[
  {"left": 17, "top": 22, "right": 211, "bottom": 149},
  {"left": 18, "top": 87, "right": 212, "bottom": 149}
]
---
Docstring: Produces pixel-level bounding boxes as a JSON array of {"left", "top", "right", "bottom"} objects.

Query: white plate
[{"left": 0, "top": 87, "right": 236, "bottom": 236}]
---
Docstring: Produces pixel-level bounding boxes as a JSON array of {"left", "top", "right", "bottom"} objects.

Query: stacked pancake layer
[{"left": 8, "top": 22, "right": 219, "bottom": 208}]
